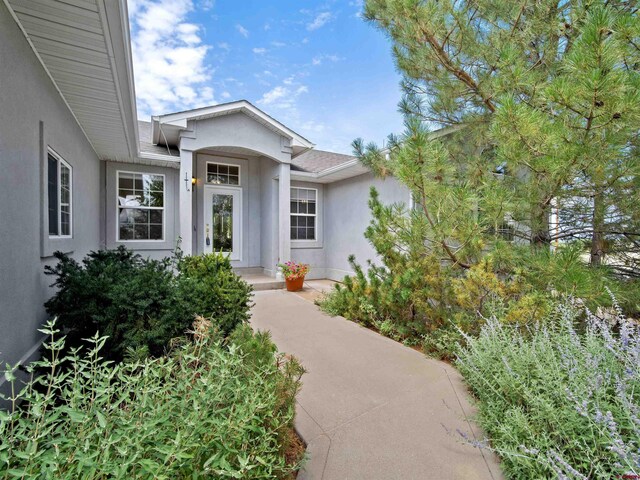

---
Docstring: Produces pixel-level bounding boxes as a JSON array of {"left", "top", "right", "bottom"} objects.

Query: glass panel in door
[{"left": 212, "top": 194, "right": 233, "bottom": 252}]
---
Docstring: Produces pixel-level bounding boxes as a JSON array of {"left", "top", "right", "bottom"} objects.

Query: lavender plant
[{"left": 457, "top": 294, "right": 639, "bottom": 479}]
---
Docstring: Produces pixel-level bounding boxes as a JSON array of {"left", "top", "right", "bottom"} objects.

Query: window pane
[
  {"left": 61, "top": 213, "right": 70, "bottom": 236},
  {"left": 60, "top": 164, "right": 70, "bottom": 191},
  {"left": 119, "top": 224, "right": 133, "bottom": 240},
  {"left": 150, "top": 224, "right": 163, "bottom": 240},
  {"left": 207, "top": 163, "right": 240, "bottom": 185},
  {"left": 212, "top": 194, "right": 233, "bottom": 251},
  {"left": 308, "top": 201, "right": 316, "bottom": 214},
  {"left": 290, "top": 201, "right": 298, "bottom": 214},
  {"left": 307, "top": 227, "right": 315, "bottom": 240},
  {"left": 119, "top": 173, "right": 134, "bottom": 190},
  {"left": 290, "top": 227, "right": 297, "bottom": 239},
  {"left": 297, "top": 227, "right": 306, "bottom": 240},
  {"left": 48, "top": 155, "right": 59, "bottom": 236},
  {"left": 134, "top": 224, "right": 149, "bottom": 240},
  {"left": 134, "top": 175, "right": 144, "bottom": 191},
  {"left": 148, "top": 190, "right": 163, "bottom": 207},
  {"left": 150, "top": 210, "right": 163, "bottom": 224}
]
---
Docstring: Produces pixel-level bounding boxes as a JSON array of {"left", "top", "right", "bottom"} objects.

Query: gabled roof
[
  {"left": 151, "top": 100, "right": 315, "bottom": 155},
  {"left": 5, "top": 0, "right": 139, "bottom": 161}
]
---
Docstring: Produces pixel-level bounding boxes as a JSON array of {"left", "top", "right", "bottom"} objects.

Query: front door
[{"left": 204, "top": 186, "right": 241, "bottom": 260}]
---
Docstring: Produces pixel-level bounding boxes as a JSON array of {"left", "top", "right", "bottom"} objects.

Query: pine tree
[{"left": 360, "top": 0, "right": 640, "bottom": 273}]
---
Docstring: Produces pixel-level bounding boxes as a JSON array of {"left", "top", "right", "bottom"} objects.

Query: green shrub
[
  {"left": 44, "top": 247, "right": 180, "bottom": 361},
  {"left": 44, "top": 247, "right": 252, "bottom": 362},
  {"left": 174, "top": 252, "right": 253, "bottom": 338},
  {"left": 0, "top": 319, "right": 304, "bottom": 479},
  {"left": 457, "top": 297, "right": 640, "bottom": 479}
]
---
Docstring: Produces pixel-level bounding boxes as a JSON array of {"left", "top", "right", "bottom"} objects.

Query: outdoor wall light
[{"left": 191, "top": 176, "right": 196, "bottom": 185}]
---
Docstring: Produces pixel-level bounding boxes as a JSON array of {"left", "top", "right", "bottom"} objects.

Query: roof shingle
[
  {"left": 291, "top": 149, "right": 356, "bottom": 173},
  {"left": 138, "top": 120, "right": 179, "bottom": 158}
]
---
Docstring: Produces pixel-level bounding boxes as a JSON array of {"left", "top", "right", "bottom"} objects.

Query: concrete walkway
[{"left": 250, "top": 290, "right": 503, "bottom": 480}]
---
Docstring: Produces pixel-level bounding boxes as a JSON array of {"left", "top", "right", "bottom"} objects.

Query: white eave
[
  {"left": 4, "top": 0, "right": 139, "bottom": 161},
  {"left": 151, "top": 100, "right": 315, "bottom": 156}
]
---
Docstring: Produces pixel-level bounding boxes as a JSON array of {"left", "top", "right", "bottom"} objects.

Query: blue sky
[{"left": 127, "top": 0, "right": 404, "bottom": 154}]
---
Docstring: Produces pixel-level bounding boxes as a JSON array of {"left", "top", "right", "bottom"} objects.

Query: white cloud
[
  {"left": 129, "top": 0, "right": 215, "bottom": 117},
  {"left": 257, "top": 77, "right": 309, "bottom": 111},
  {"left": 252, "top": 47, "right": 267, "bottom": 54},
  {"left": 217, "top": 42, "right": 230, "bottom": 51},
  {"left": 236, "top": 24, "right": 249, "bottom": 38},
  {"left": 307, "top": 12, "right": 333, "bottom": 31},
  {"left": 221, "top": 91, "right": 231, "bottom": 99},
  {"left": 271, "top": 41, "right": 286, "bottom": 48},
  {"left": 311, "top": 54, "right": 342, "bottom": 66},
  {"left": 258, "top": 86, "right": 288, "bottom": 106},
  {"left": 200, "top": 0, "right": 215, "bottom": 10}
]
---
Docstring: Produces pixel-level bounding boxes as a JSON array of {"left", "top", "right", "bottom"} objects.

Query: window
[
  {"left": 290, "top": 187, "right": 316, "bottom": 240},
  {"left": 48, "top": 151, "right": 72, "bottom": 238},
  {"left": 206, "top": 162, "right": 240, "bottom": 185},
  {"left": 117, "top": 172, "right": 164, "bottom": 241}
]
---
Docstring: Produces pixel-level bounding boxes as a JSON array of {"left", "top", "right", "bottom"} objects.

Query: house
[{"left": 0, "top": 0, "right": 409, "bottom": 396}]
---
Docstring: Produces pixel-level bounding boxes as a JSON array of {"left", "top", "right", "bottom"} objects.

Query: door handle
[{"left": 205, "top": 223, "right": 211, "bottom": 246}]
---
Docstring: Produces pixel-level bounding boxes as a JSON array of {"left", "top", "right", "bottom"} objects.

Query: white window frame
[
  {"left": 205, "top": 161, "right": 241, "bottom": 186},
  {"left": 290, "top": 187, "right": 318, "bottom": 242},
  {"left": 48, "top": 148, "right": 73, "bottom": 239},
  {"left": 116, "top": 170, "right": 166, "bottom": 242}
]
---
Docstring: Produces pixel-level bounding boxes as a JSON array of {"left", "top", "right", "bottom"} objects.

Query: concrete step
[
  {"left": 233, "top": 267, "right": 265, "bottom": 275},
  {"left": 241, "top": 274, "right": 285, "bottom": 291}
]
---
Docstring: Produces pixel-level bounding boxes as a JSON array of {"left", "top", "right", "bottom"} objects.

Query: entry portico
[{"left": 151, "top": 101, "right": 315, "bottom": 277}]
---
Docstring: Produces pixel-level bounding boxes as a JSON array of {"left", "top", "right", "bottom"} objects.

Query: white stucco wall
[
  {"left": 0, "top": 1, "right": 102, "bottom": 399},
  {"left": 323, "top": 172, "right": 411, "bottom": 281}
]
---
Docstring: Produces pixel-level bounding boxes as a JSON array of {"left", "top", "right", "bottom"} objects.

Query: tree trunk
[
  {"left": 590, "top": 188, "right": 606, "bottom": 266},
  {"left": 531, "top": 204, "right": 551, "bottom": 248}
]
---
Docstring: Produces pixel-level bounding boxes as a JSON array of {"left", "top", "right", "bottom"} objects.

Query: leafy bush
[
  {"left": 44, "top": 247, "right": 252, "bottom": 362},
  {"left": 0, "top": 319, "right": 304, "bottom": 479},
  {"left": 457, "top": 297, "right": 640, "bottom": 479},
  {"left": 174, "top": 252, "right": 253, "bottom": 338}
]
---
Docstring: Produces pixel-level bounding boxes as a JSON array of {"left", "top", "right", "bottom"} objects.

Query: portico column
[
  {"left": 277, "top": 162, "right": 291, "bottom": 277},
  {"left": 179, "top": 149, "right": 193, "bottom": 255}
]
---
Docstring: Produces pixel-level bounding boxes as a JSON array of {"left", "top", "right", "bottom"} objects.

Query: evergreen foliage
[
  {"left": 358, "top": 0, "right": 640, "bottom": 272},
  {"left": 44, "top": 246, "right": 252, "bottom": 362}
]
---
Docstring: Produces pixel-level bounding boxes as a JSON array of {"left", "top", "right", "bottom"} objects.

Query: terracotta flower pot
[{"left": 285, "top": 276, "right": 305, "bottom": 292}]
